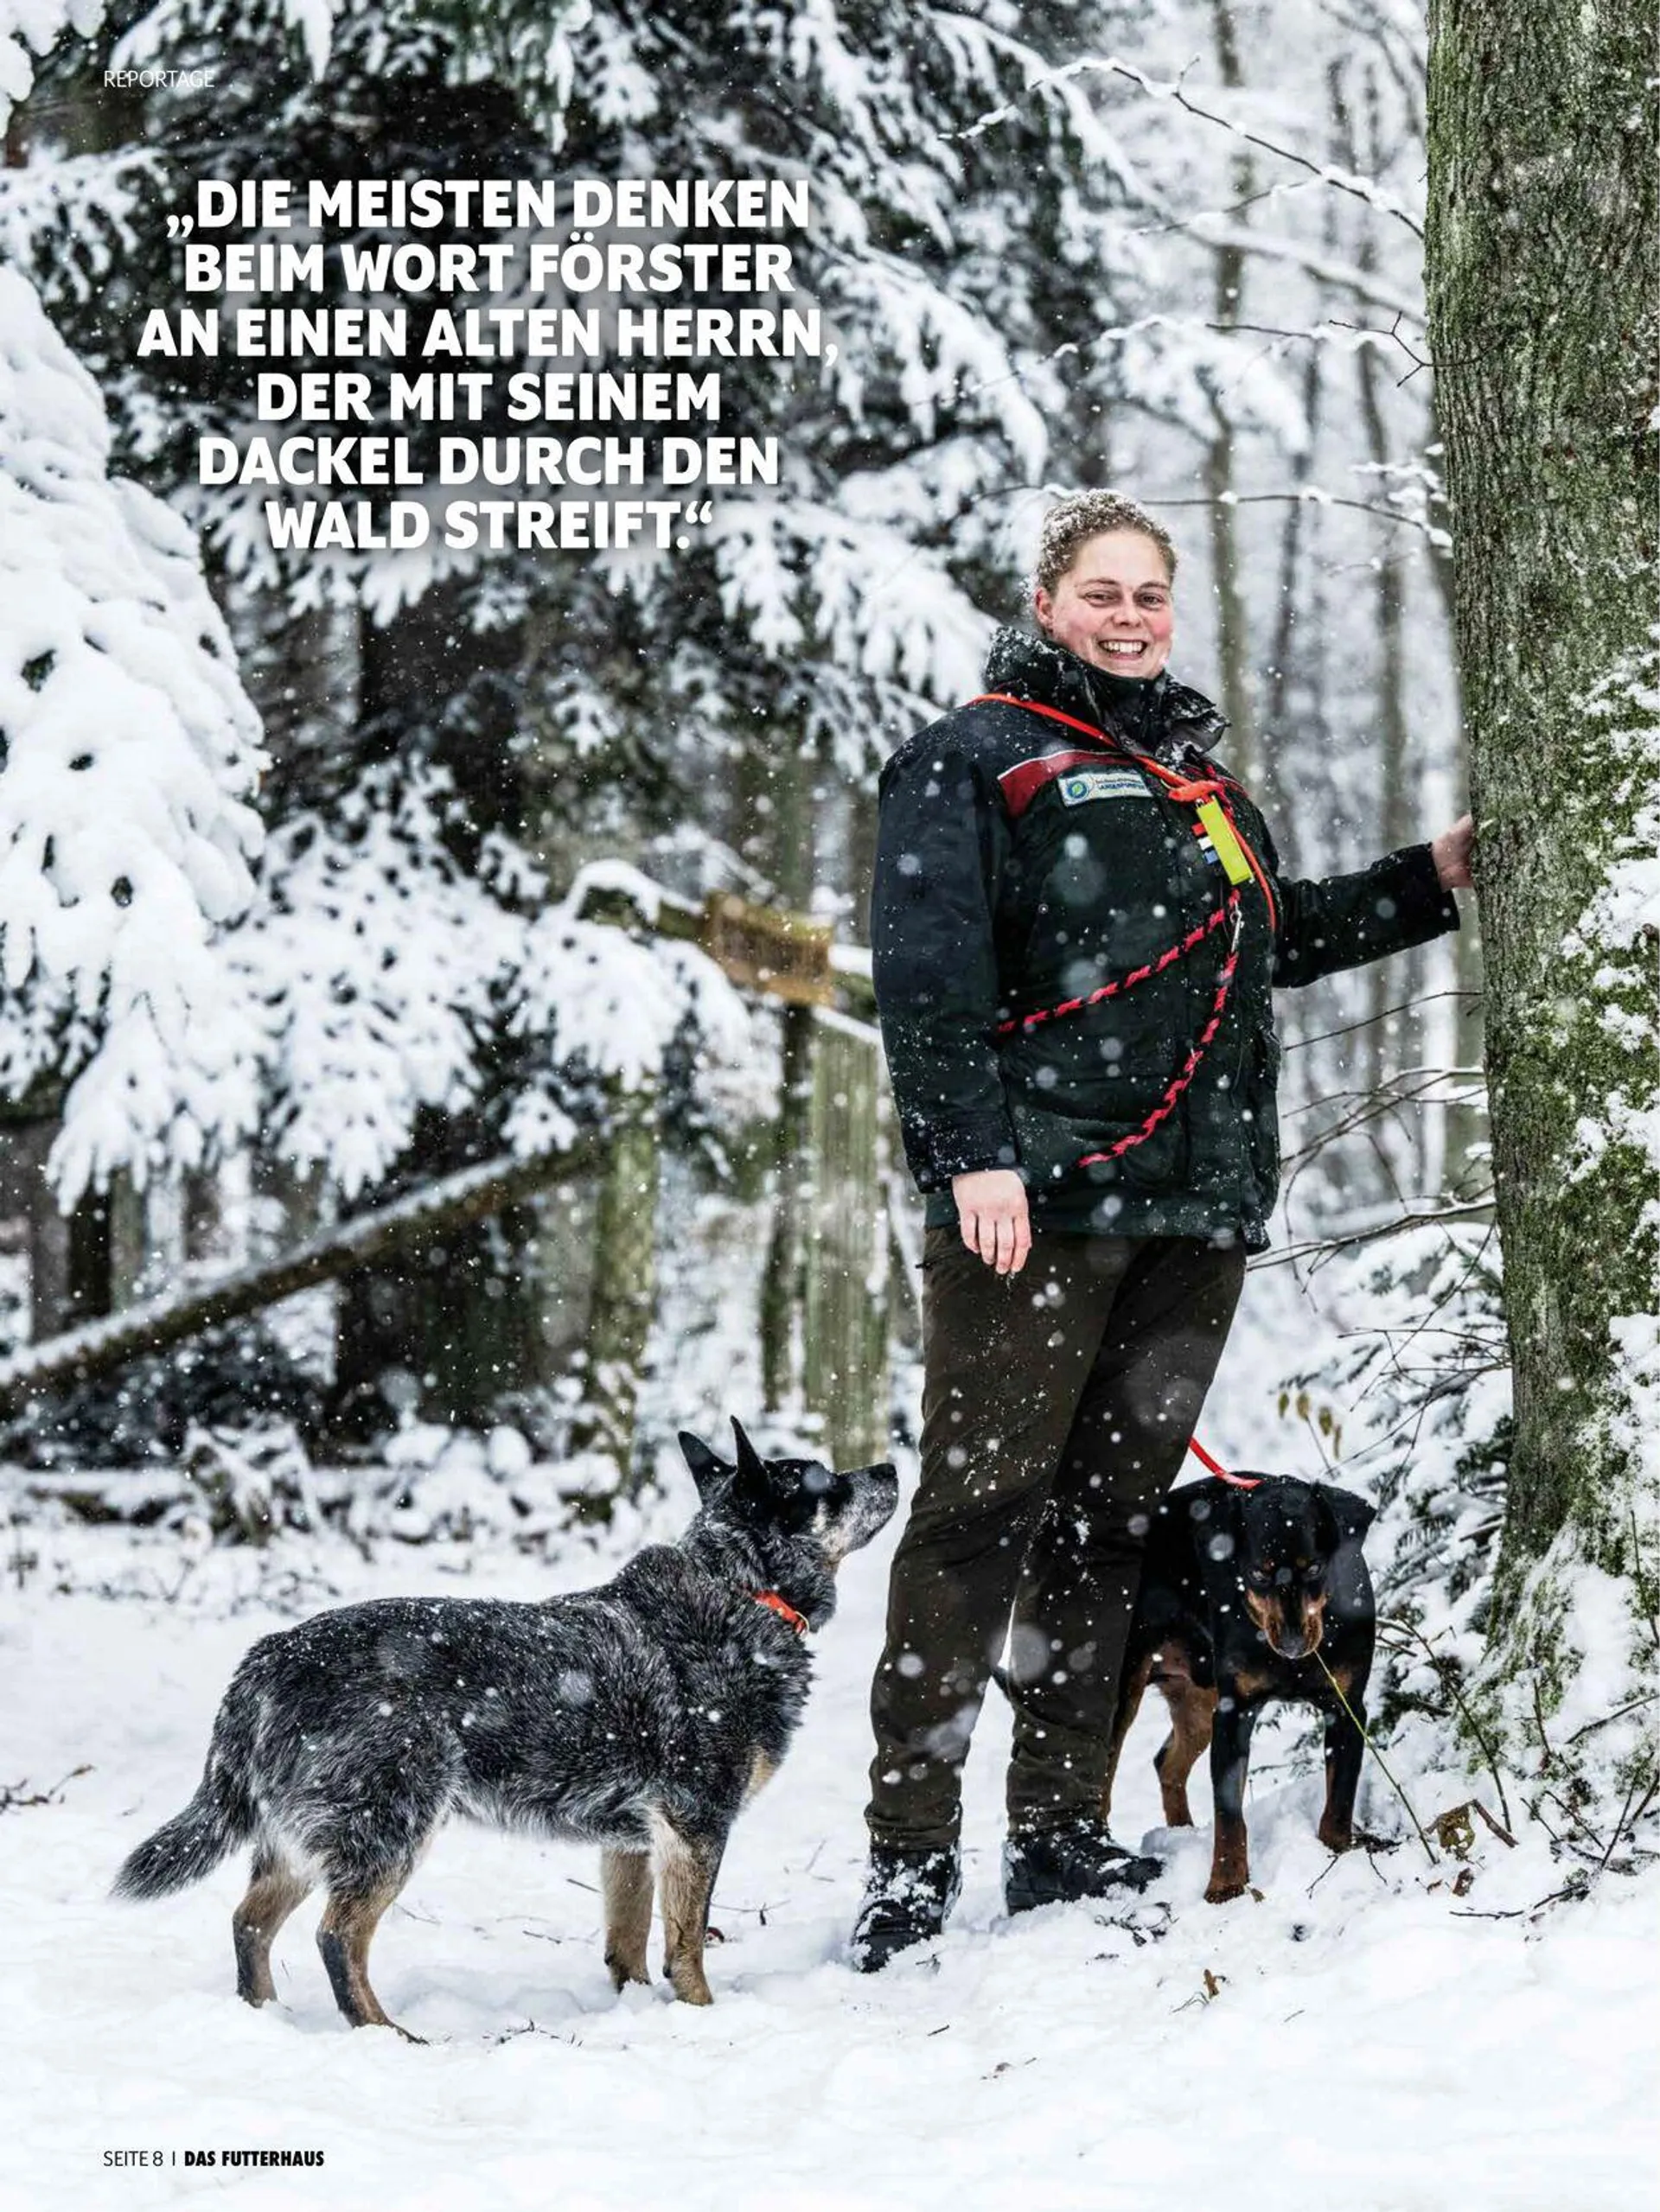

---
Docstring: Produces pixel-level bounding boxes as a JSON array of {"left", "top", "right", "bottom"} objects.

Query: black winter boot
[
  {"left": 1003, "top": 1815, "right": 1162, "bottom": 1915},
  {"left": 850, "top": 1843, "right": 961, "bottom": 1972}
]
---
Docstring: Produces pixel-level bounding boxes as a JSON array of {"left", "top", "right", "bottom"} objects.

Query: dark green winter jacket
[{"left": 871, "top": 629, "right": 1460, "bottom": 1252}]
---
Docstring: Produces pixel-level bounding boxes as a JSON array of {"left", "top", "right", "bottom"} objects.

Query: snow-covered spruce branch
[
  {"left": 935, "top": 49, "right": 1424, "bottom": 237},
  {"left": 0, "top": 149, "right": 161, "bottom": 304},
  {"left": 0, "top": 0, "right": 105, "bottom": 129},
  {"left": 0, "top": 265, "right": 266, "bottom": 1202}
]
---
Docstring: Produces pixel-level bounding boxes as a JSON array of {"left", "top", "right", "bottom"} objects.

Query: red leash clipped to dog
[
  {"left": 1187, "top": 1436, "right": 1261, "bottom": 1490},
  {"left": 753, "top": 1589, "right": 811, "bottom": 1635}
]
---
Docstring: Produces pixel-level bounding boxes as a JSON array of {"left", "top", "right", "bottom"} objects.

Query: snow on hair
[{"left": 1032, "top": 492, "right": 1178, "bottom": 594}]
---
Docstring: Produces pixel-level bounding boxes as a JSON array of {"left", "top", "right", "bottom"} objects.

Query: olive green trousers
[{"left": 866, "top": 1226, "right": 1246, "bottom": 1846}]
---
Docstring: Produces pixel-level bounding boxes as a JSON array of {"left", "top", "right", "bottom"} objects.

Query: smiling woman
[
  {"left": 852, "top": 486, "right": 1475, "bottom": 1969},
  {"left": 1032, "top": 500, "right": 1178, "bottom": 682}
]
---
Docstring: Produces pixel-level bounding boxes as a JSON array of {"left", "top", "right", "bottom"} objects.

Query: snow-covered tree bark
[{"left": 1427, "top": 0, "right": 1660, "bottom": 1807}]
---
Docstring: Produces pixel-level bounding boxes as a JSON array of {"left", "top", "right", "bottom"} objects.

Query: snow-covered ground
[{"left": 3, "top": 1452, "right": 1656, "bottom": 2212}]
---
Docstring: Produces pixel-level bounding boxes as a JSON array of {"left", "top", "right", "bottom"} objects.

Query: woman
[{"left": 854, "top": 489, "right": 1473, "bottom": 1968}]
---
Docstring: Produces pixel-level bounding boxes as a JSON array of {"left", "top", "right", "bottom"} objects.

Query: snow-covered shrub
[
  {"left": 3, "top": 1315, "right": 323, "bottom": 1470},
  {"left": 0, "top": 265, "right": 266, "bottom": 1202},
  {"left": 1279, "top": 1221, "right": 1511, "bottom": 1737}
]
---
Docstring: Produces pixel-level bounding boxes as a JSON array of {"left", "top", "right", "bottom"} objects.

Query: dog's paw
[{"left": 1204, "top": 1877, "right": 1248, "bottom": 1904}]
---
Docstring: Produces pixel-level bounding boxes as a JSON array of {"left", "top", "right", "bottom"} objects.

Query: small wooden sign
[{"left": 699, "top": 892, "right": 835, "bottom": 1005}]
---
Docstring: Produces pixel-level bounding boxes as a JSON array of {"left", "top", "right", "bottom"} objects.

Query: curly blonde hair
[{"left": 1033, "top": 491, "right": 1178, "bottom": 594}]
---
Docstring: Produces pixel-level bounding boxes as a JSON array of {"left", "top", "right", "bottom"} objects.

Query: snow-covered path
[{"left": 2, "top": 1502, "right": 1654, "bottom": 2212}]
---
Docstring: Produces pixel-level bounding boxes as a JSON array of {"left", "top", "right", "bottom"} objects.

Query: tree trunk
[
  {"left": 1353, "top": 275, "right": 1418, "bottom": 1119},
  {"left": 1264, "top": 340, "right": 1325, "bottom": 843},
  {"left": 1427, "top": 0, "right": 1660, "bottom": 1800},
  {"left": 760, "top": 1000, "right": 814, "bottom": 1411},
  {"left": 745, "top": 732, "right": 822, "bottom": 1419},
  {"left": 1264, "top": 88, "right": 1345, "bottom": 890},
  {"left": 1427, "top": 365, "right": 1485, "bottom": 1209},
  {"left": 63, "top": 1195, "right": 112, "bottom": 1333},
  {"left": 331, "top": 590, "right": 548, "bottom": 1431},
  {"left": 801, "top": 1010, "right": 889, "bottom": 1468},
  {"left": 567, "top": 1112, "right": 661, "bottom": 1490}
]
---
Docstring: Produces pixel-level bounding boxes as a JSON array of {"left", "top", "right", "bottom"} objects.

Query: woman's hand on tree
[
  {"left": 1432, "top": 813, "right": 1475, "bottom": 889},
  {"left": 952, "top": 1168, "right": 1031, "bottom": 1275}
]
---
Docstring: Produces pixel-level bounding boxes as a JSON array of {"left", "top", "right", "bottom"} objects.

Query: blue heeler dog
[{"left": 115, "top": 1422, "right": 897, "bottom": 2037}]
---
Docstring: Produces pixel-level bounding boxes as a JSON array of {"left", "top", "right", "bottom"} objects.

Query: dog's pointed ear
[
  {"left": 729, "top": 1416, "right": 772, "bottom": 1506},
  {"left": 679, "top": 1431, "right": 729, "bottom": 1502}
]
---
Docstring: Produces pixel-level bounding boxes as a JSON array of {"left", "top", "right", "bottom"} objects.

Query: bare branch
[
  {"left": 1128, "top": 174, "right": 1327, "bottom": 239},
  {"left": 1250, "top": 1196, "right": 1498, "bottom": 1270},
  {"left": 1283, "top": 988, "right": 1479, "bottom": 1053},
  {"left": 939, "top": 51, "right": 1424, "bottom": 238},
  {"left": 1151, "top": 487, "right": 1452, "bottom": 542},
  {"left": 1182, "top": 215, "right": 1421, "bottom": 315}
]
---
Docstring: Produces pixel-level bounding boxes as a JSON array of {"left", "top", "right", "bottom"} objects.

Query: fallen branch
[
  {"left": 0, "top": 1763, "right": 92, "bottom": 1812},
  {"left": 1566, "top": 1691, "right": 1660, "bottom": 1747},
  {"left": 1593, "top": 1762, "right": 1660, "bottom": 1880},
  {"left": 0, "top": 1135, "right": 605, "bottom": 1416}
]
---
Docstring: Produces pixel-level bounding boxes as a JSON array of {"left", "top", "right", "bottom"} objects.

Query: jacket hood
[{"left": 981, "top": 627, "right": 1227, "bottom": 761}]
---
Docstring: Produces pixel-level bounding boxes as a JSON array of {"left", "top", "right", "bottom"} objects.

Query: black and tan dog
[
  {"left": 115, "top": 1422, "right": 897, "bottom": 2036},
  {"left": 1105, "top": 1473, "right": 1376, "bottom": 1903}
]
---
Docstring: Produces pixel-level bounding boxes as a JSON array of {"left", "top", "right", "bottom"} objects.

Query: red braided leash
[
  {"left": 995, "top": 890, "right": 1240, "bottom": 1038},
  {"left": 1076, "top": 902, "right": 1242, "bottom": 1164},
  {"left": 998, "top": 897, "right": 1244, "bottom": 1168},
  {"left": 968, "top": 690, "right": 1270, "bottom": 1177}
]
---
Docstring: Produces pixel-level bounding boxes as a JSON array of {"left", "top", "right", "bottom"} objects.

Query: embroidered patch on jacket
[{"left": 1056, "top": 768, "right": 1152, "bottom": 806}]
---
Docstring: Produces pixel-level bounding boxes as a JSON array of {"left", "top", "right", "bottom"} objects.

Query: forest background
[
  {"left": 0, "top": 0, "right": 1476, "bottom": 1496},
  {"left": 1, "top": 0, "right": 1504, "bottom": 1743}
]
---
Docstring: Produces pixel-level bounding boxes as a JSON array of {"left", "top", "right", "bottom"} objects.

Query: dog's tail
[{"left": 113, "top": 1691, "right": 259, "bottom": 1901}]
